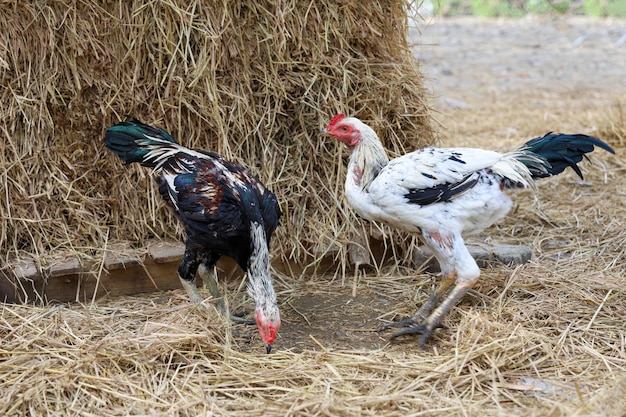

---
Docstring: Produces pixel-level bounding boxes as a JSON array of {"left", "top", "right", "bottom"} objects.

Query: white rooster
[{"left": 321, "top": 114, "right": 614, "bottom": 348}]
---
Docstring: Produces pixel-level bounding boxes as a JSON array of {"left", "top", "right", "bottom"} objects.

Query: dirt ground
[{"left": 271, "top": 16, "right": 626, "bottom": 353}]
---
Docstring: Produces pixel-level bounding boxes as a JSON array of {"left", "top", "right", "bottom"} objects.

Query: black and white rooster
[
  {"left": 321, "top": 114, "right": 614, "bottom": 348},
  {"left": 104, "top": 119, "right": 281, "bottom": 353}
]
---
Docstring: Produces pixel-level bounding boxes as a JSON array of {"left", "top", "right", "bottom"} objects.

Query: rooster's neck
[
  {"left": 348, "top": 129, "right": 389, "bottom": 190},
  {"left": 246, "top": 222, "right": 279, "bottom": 321}
]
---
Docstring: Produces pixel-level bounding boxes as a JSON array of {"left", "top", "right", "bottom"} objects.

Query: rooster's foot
[
  {"left": 228, "top": 310, "right": 256, "bottom": 326},
  {"left": 388, "top": 321, "right": 447, "bottom": 349}
]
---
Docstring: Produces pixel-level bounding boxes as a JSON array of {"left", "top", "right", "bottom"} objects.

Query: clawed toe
[
  {"left": 377, "top": 317, "right": 416, "bottom": 332},
  {"left": 228, "top": 310, "right": 255, "bottom": 325},
  {"left": 389, "top": 323, "right": 429, "bottom": 340},
  {"left": 388, "top": 321, "right": 447, "bottom": 348},
  {"left": 230, "top": 314, "right": 256, "bottom": 326},
  {"left": 390, "top": 324, "right": 434, "bottom": 349}
]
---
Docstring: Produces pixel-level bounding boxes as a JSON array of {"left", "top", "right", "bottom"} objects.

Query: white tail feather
[{"left": 492, "top": 151, "right": 546, "bottom": 191}]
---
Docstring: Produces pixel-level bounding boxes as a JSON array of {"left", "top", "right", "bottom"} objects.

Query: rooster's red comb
[{"left": 327, "top": 113, "right": 346, "bottom": 128}]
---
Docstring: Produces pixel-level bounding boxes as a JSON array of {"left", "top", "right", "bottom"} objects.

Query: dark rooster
[
  {"left": 321, "top": 114, "right": 614, "bottom": 348},
  {"left": 104, "top": 119, "right": 281, "bottom": 353}
]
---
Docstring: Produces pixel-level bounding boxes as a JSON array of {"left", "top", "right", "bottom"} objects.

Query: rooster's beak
[{"left": 320, "top": 128, "right": 331, "bottom": 137}]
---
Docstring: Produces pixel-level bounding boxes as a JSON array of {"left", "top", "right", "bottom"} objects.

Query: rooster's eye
[{"left": 341, "top": 126, "right": 348, "bottom": 132}]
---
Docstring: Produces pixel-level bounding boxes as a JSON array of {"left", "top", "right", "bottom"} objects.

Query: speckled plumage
[
  {"left": 322, "top": 114, "right": 613, "bottom": 348},
  {"left": 105, "top": 119, "right": 281, "bottom": 352}
]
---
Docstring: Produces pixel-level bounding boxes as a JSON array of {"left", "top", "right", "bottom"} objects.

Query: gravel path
[{"left": 409, "top": 17, "right": 626, "bottom": 109}]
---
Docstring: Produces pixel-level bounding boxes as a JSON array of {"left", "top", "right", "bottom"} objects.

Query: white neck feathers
[
  {"left": 348, "top": 124, "right": 389, "bottom": 190},
  {"left": 247, "top": 222, "right": 279, "bottom": 318}
]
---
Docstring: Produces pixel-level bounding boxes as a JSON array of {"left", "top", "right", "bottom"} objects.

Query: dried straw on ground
[
  {"left": 0, "top": 0, "right": 432, "bottom": 270},
  {"left": 1, "top": 144, "right": 624, "bottom": 415},
  {"left": 1, "top": 77, "right": 624, "bottom": 416},
  {"left": 2, "top": 4, "right": 625, "bottom": 416}
]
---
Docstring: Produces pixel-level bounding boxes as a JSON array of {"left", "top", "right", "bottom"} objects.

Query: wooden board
[
  {"left": 2, "top": 240, "right": 185, "bottom": 304},
  {"left": 1, "top": 239, "right": 531, "bottom": 304}
]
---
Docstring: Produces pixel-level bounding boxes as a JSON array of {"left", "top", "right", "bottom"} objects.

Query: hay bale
[{"left": 0, "top": 1, "right": 433, "bottom": 272}]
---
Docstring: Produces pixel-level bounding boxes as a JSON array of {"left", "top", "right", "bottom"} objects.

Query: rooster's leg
[
  {"left": 379, "top": 271, "right": 457, "bottom": 331},
  {"left": 197, "top": 263, "right": 255, "bottom": 325},
  {"left": 197, "top": 264, "right": 225, "bottom": 311},
  {"left": 390, "top": 281, "right": 474, "bottom": 348},
  {"left": 180, "top": 277, "right": 204, "bottom": 303},
  {"left": 412, "top": 271, "right": 458, "bottom": 323},
  {"left": 388, "top": 230, "right": 479, "bottom": 348},
  {"left": 179, "top": 249, "right": 203, "bottom": 303}
]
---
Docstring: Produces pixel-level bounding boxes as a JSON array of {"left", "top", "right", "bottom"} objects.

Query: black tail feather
[{"left": 521, "top": 132, "right": 614, "bottom": 179}]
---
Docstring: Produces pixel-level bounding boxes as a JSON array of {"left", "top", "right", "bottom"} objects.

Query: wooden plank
[
  {"left": 3, "top": 257, "right": 43, "bottom": 303},
  {"left": 1, "top": 239, "right": 532, "bottom": 304},
  {"left": 148, "top": 240, "right": 185, "bottom": 263},
  {"left": 0, "top": 242, "right": 177, "bottom": 303},
  {"left": 104, "top": 245, "right": 142, "bottom": 270},
  {"left": 49, "top": 258, "right": 82, "bottom": 277}
]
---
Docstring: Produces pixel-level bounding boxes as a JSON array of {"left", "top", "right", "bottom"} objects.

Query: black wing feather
[{"left": 405, "top": 174, "right": 479, "bottom": 206}]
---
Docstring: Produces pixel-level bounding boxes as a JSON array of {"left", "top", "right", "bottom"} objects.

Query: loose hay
[
  {"left": 0, "top": 0, "right": 433, "bottom": 270},
  {"left": 1, "top": 110, "right": 624, "bottom": 414},
  {"left": 1, "top": 6, "right": 625, "bottom": 417},
  {"left": 1, "top": 220, "right": 626, "bottom": 417}
]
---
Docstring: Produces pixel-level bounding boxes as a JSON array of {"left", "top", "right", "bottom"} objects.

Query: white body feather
[
  {"left": 346, "top": 146, "right": 533, "bottom": 235},
  {"left": 339, "top": 118, "right": 544, "bottom": 282}
]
